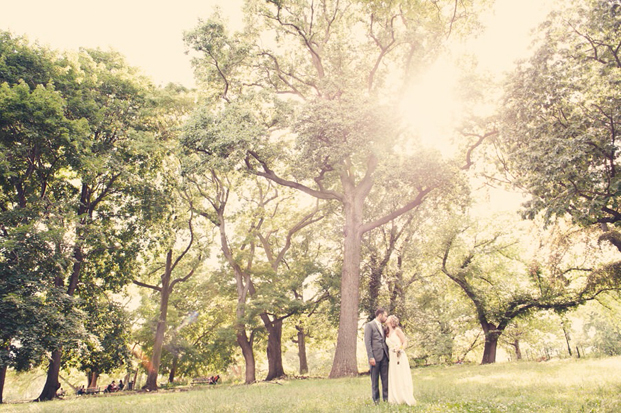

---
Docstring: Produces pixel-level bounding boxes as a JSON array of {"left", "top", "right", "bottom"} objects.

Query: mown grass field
[{"left": 1, "top": 356, "right": 619, "bottom": 412}]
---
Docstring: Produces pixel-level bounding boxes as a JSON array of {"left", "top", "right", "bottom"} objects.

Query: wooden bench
[
  {"left": 191, "top": 375, "right": 219, "bottom": 386},
  {"left": 85, "top": 387, "right": 101, "bottom": 395},
  {"left": 191, "top": 377, "right": 210, "bottom": 385}
]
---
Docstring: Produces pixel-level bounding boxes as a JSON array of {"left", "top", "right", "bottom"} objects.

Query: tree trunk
[
  {"left": 87, "top": 371, "right": 99, "bottom": 388},
  {"left": 481, "top": 324, "right": 501, "bottom": 364},
  {"left": 0, "top": 364, "right": 6, "bottom": 404},
  {"left": 237, "top": 331, "right": 256, "bottom": 384},
  {"left": 388, "top": 257, "right": 405, "bottom": 315},
  {"left": 37, "top": 349, "right": 62, "bottom": 401},
  {"left": 262, "top": 316, "right": 285, "bottom": 381},
  {"left": 561, "top": 323, "right": 572, "bottom": 356},
  {"left": 168, "top": 354, "right": 179, "bottom": 384},
  {"left": 39, "top": 209, "right": 87, "bottom": 402},
  {"left": 367, "top": 253, "right": 381, "bottom": 318},
  {"left": 144, "top": 250, "right": 173, "bottom": 391},
  {"left": 329, "top": 198, "right": 363, "bottom": 378},
  {"left": 513, "top": 339, "right": 522, "bottom": 360},
  {"left": 296, "top": 325, "right": 309, "bottom": 375}
]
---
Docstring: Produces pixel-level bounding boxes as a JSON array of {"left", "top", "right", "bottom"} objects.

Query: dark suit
[{"left": 364, "top": 320, "right": 389, "bottom": 403}]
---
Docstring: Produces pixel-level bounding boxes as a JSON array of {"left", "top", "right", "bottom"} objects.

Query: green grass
[{"left": 1, "top": 357, "right": 620, "bottom": 412}]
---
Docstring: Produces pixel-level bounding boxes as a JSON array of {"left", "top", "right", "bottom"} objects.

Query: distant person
[
  {"left": 105, "top": 380, "right": 117, "bottom": 393},
  {"left": 118, "top": 379, "right": 124, "bottom": 390},
  {"left": 364, "top": 307, "right": 389, "bottom": 404},
  {"left": 77, "top": 385, "right": 85, "bottom": 395},
  {"left": 56, "top": 387, "right": 66, "bottom": 398},
  {"left": 386, "top": 315, "right": 416, "bottom": 405}
]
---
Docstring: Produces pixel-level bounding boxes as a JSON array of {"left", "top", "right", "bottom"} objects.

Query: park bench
[
  {"left": 191, "top": 375, "right": 219, "bottom": 386},
  {"left": 85, "top": 387, "right": 101, "bottom": 395}
]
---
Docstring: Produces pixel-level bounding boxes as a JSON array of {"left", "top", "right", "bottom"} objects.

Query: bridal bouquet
[{"left": 393, "top": 348, "right": 402, "bottom": 364}]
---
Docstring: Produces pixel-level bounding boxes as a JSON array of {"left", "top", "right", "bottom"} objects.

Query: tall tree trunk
[
  {"left": 330, "top": 198, "right": 363, "bottom": 378},
  {"left": 0, "top": 364, "right": 6, "bottom": 404},
  {"left": 262, "top": 316, "right": 285, "bottom": 381},
  {"left": 168, "top": 354, "right": 179, "bottom": 384},
  {"left": 38, "top": 205, "right": 87, "bottom": 401},
  {"left": 237, "top": 331, "right": 256, "bottom": 384},
  {"left": 481, "top": 323, "right": 501, "bottom": 364},
  {"left": 296, "top": 325, "right": 309, "bottom": 375},
  {"left": 87, "top": 371, "right": 99, "bottom": 388},
  {"left": 144, "top": 250, "right": 173, "bottom": 391},
  {"left": 37, "top": 349, "right": 62, "bottom": 401}
]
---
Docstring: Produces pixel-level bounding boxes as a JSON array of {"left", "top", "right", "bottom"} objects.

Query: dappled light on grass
[{"left": 2, "top": 357, "right": 619, "bottom": 412}]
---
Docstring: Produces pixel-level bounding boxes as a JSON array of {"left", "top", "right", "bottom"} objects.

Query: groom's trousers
[{"left": 370, "top": 356, "right": 389, "bottom": 403}]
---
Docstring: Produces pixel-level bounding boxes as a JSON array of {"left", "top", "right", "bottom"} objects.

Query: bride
[{"left": 386, "top": 315, "right": 416, "bottom": 405}]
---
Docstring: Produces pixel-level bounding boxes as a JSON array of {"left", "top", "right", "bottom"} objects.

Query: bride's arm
[{"left": 396, "top": 328, "right": 408, "bottom": 349}]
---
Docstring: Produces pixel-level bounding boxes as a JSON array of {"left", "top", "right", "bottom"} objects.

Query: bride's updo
[{"left": 387, "top": 315, "right": 399, "bottom": 328}]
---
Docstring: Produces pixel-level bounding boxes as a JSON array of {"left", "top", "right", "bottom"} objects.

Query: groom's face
[{"left": 378, "top": 312, "right": 387, "bottom": 323}]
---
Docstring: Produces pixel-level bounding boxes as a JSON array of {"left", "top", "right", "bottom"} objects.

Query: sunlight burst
[{"left": 399, "top": 58, "right": 463, "bottom": 158}]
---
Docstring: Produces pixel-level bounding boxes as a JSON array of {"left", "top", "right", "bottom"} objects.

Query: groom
[{"left": 364, "top": 307, "right": 389, "bottom": 404}]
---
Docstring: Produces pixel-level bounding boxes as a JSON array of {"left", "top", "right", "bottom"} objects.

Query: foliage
[
  {"left": 405, "top": 277, "right": 478, "bottom": 365},
  {"left": 63, "top": 293, "right": 131, "bottom": 380},
  {"left": 0, "top": 32, "right": 87, "bottom": 375},
  {"left": 0, "top": 30, "right": 170, "bottom": 400},
  {"left": 184, "top": 0, "right": 486, "bottom": 377},
  {"left": 134, "top": 273, "right": 238, "bottom": 380},
  {"left": 499, "top": 0, "right": 621, "bottom": 229},
  {"left": 437, "top": 213, "right": 621, "bottom": 363},
  {"left": 0, "top": 225, "right": 86, "bottom": 371},
  {"left": 573, "top": 295, "right": 621, "bottom": 357}
]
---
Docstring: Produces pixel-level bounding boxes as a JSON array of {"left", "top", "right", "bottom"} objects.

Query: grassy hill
[{"left": 1, "top": 356, "right": 619, "bottom": 412}]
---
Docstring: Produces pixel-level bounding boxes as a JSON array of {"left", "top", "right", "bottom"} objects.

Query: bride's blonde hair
[{"left": 387, "top": 315, "right": 399, "bottom": 328}]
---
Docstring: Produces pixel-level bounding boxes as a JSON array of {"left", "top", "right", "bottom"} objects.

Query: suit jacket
[{"left": 364, "top": 320, "right": 389, "bottom": 362}]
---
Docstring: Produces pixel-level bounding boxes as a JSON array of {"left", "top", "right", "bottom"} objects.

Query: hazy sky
[
  {"left": 0, "top": 0, "right": 554, "bottom": 87},
  {"left": 0, "top": 0, "right": 244, "bottom": 86}
]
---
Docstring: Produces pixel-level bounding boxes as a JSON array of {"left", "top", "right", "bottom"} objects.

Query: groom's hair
[{"left": 375, "top": 308, "right": 386, "bottom": 317}]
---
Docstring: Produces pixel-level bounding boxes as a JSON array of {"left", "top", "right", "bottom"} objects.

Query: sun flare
[{"left": 399, "top": 58, "right": 462, "bottom": 158}]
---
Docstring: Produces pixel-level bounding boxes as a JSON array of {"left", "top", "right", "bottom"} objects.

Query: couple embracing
[{"left": 364, "top": 307, "right": 416, "bottom": 406}]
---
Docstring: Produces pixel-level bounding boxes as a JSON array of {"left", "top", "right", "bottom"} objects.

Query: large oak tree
[{"left": 185, "top": 0, "right": 485, "bottom": 378}]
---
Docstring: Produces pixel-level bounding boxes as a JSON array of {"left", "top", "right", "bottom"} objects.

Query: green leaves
[{"left": 499, "top": 0, "right": 621, "bottom": 228}]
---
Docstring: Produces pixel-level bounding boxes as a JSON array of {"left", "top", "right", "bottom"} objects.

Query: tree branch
[
  {"left": 132, "top": 279, "right": 161, "bottom": 292},
  {"left": 246, "top": 150, "right": 343, "bottom": 201},
  {"left": 360, "top": 186, "right": 434, "bottom": 234}
]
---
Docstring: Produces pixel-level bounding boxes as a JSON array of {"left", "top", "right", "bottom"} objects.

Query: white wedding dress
[{"left": 386, "top": 331, "right": 416, "bottom": 405}]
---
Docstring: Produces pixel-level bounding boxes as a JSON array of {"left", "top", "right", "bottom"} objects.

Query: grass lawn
[{"left": 1, "top": 356, "right": 619, "bottom": 412}]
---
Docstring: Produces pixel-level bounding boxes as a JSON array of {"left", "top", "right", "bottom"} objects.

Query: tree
[
  {"left": 498, "top": 0, "right": 621, "bottom": 248},
  {"left": 63, "top": 293, "right": 131, "bottom": 388},
  {"left": 133, "top": 189, "right": 206, "bottom": 390},
  {"left": 34, "top": 48, "right": 162, "bottom": 401},
  {"left": 159, "top": 277, "right": 237, "bottom": 384},
  {"left": 0, "top": 226, "right": 85, "bottom": 403},
  {"left": 0, "top": 36, "right": 163, "bottom": 400},
  {"left": 439, "top": 216, "right": 621, "bottom": 364},
  {"left": 178, "top": 131, "right": 261, "bottom": 384},
  {"left": 185, "top": 0, "right": 485, "bottom": 377},
  {"left": 250, "top": 184, "right": 326, "bottom": 380},
  {"left": 404, "top": 276, "right": 477, "bottom": 365},
  {"left": 0, "top": 33, "right": 90, "bottom": 402},
  {"left": 573, "top": 294, "right": 621, "bottom": 357},
  {"left": 179, "top": 133, "right": 325, "bottom": 382}
]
